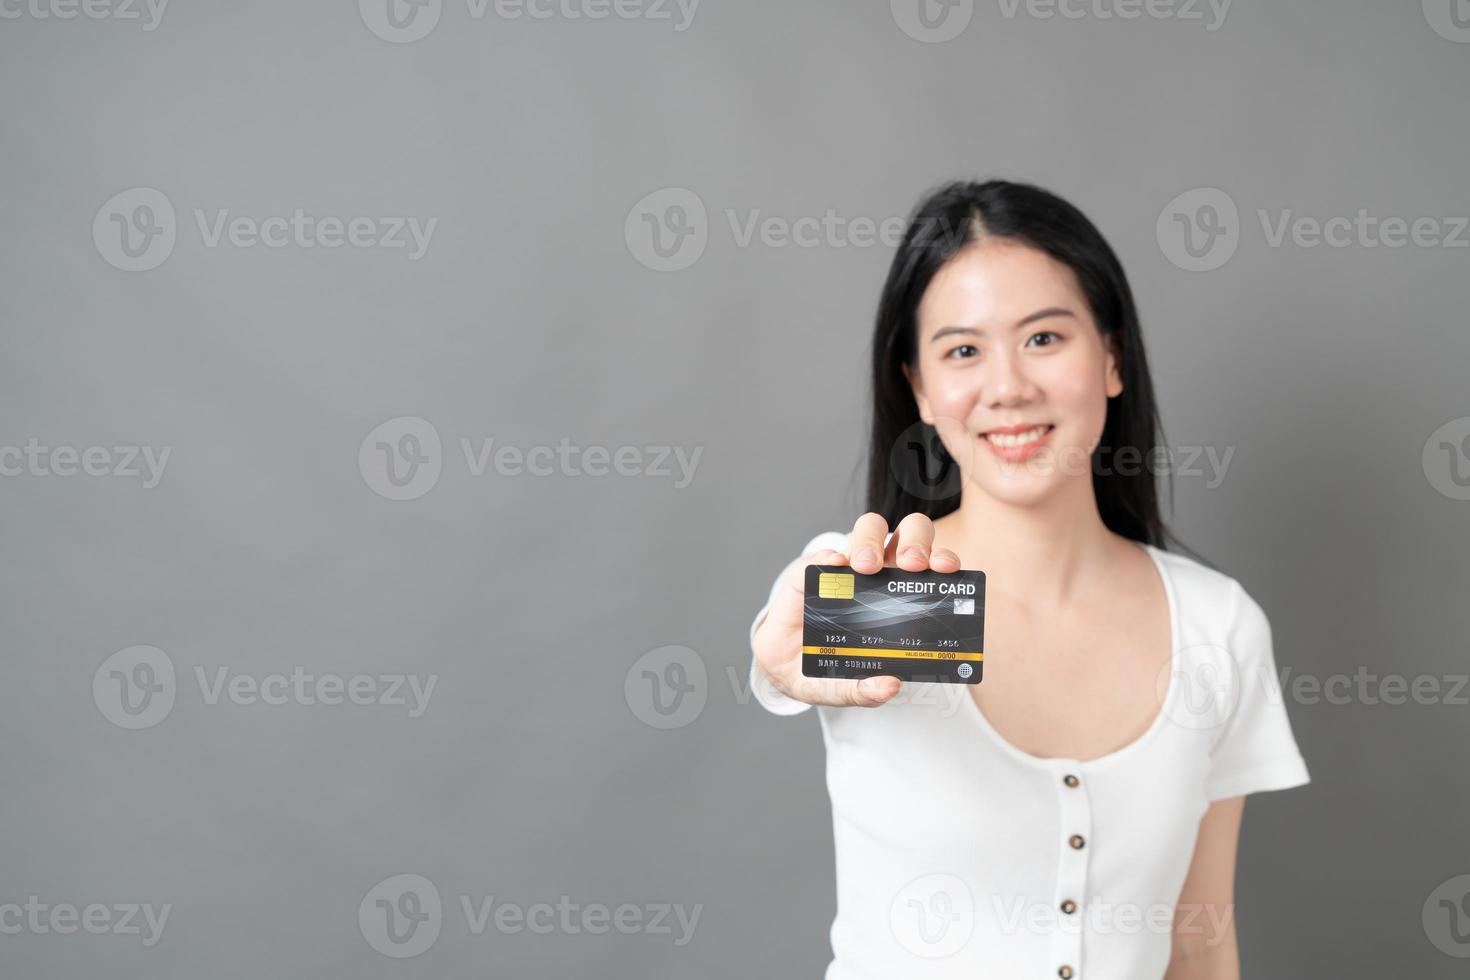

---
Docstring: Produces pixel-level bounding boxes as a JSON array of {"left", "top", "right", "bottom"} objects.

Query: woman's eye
[
  {"left": 1027, "top": 331, "right": 1061, "bottom": 348},
  {"left": 945, "top": 344, "right": 979, "bottom": 360}
]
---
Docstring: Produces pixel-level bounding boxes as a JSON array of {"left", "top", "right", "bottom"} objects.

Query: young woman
[{"left": 748, "top": 180, "right": 1309, "bottom": 980}]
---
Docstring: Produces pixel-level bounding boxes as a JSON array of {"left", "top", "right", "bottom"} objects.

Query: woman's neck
[{"left": 937, "top": 477, "right": 1122, "bottom": 607}]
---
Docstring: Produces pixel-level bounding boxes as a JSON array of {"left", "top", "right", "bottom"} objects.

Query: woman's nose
[{"left": 982, "top": 352, "right": 1036, "bottom": 406}]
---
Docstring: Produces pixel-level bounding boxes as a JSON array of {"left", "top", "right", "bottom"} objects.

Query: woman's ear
[
  {"left": 1104, "top": 334, "right": 1124, "bottom": 399},
  {"left": 901, "top": 361, "right": 933, "bottom": 424}
]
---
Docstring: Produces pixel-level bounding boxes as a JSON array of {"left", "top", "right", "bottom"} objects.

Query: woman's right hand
[{"left": 751, "top": 511, "right": 962, "bottom": 708}]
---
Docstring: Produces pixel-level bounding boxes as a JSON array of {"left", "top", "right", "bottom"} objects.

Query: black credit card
[{"left": 802, "top": 565, "right": 986, "bottom": 684}]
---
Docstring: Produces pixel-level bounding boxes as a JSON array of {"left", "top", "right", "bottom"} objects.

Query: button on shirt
[{"left": 749, "top": 531, "right": 1311, "bottom": 980}]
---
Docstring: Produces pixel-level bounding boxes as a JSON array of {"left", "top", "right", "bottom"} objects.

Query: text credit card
[{"left": 802, "top": 564, "right": 986, "bottom": 684}]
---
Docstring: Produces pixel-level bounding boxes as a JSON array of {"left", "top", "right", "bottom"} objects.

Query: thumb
[{"left": 854, "top": 675, "right": 901, "bottom": 706}]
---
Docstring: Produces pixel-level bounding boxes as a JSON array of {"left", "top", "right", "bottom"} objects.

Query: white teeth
[{"left": 985, "top": 425, "right": 1050, "bottom": 447}]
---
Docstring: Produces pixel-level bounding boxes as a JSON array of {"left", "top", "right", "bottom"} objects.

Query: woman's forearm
[{"left": 1164, "top": 916, "right": 1240, "bottom": 980}]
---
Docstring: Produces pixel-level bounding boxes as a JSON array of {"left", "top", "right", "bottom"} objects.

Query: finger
[
  {"left": 928, "top": 546, "right": 962, "bottom": 572},
  {"left": 884, "top": 513, "right": 936, "bottom": 571},
  {"left": 848, "top": 512, "right": 890, "bottom": 574},
  {"left": 790, "top": 673, "right": 901, "bottom": 708}
]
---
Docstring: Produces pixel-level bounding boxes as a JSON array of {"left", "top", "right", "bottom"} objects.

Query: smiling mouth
[{"left": 982, "top": 425, "right": 1054, "bottom": 448}]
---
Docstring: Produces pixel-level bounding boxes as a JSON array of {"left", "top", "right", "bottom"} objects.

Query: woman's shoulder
[{"left": 1145, "top": 541, "right": 1268, "bottom": 631}]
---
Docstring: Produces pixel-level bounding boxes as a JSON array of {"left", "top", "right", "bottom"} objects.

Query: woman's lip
[
  {"left": 982, "top": 423, "right": 1053, "bottom": 436},
  {"left": 979, "top": 424, "right": 1055, "bottom": 462}
]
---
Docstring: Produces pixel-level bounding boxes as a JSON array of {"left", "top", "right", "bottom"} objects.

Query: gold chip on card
[{"left": 818, "top": 572, "right": 855, "bottom": 599}]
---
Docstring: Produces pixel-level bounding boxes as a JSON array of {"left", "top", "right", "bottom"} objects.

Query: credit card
[{"left": 802, "top": 564, "right": 985, "bottom": 684}]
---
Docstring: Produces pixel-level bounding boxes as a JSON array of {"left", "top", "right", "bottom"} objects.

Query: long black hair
[{"left": 865, "top": 178, "right": 1183, "bottom": 551}]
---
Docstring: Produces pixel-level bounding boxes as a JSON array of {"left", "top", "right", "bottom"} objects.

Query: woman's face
[{"left": 903, "top": 238, "right": 1123, "bottom": 507}]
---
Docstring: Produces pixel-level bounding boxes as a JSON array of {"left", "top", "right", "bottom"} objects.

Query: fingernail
[
  {"left": 901, "top": 547, "right": 926, "bottom": 562},
  {"left": 855, "top": 548, "right": 877, "bottom": 565}
]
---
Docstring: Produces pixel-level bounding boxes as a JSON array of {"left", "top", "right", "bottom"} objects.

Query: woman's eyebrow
[
  {"left": 929, "top": 307, "right": 1077, "bottom": 343},
  {"left": 1016, "top": 306, "right": 1077, "bottom": 328}
]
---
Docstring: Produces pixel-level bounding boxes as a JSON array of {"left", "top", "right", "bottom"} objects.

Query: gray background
[{"left": 3, "top": 0, "right": 1468, "bottom": 976}]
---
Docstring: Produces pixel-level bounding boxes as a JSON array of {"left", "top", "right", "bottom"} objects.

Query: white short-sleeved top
[{"left": 748, "top": 530, "right": 1310, "bottom": 980}]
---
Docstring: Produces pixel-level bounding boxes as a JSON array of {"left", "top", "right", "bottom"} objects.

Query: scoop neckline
[{"left": 958, "top": 540, "right": 1180, "bottom": 772}]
